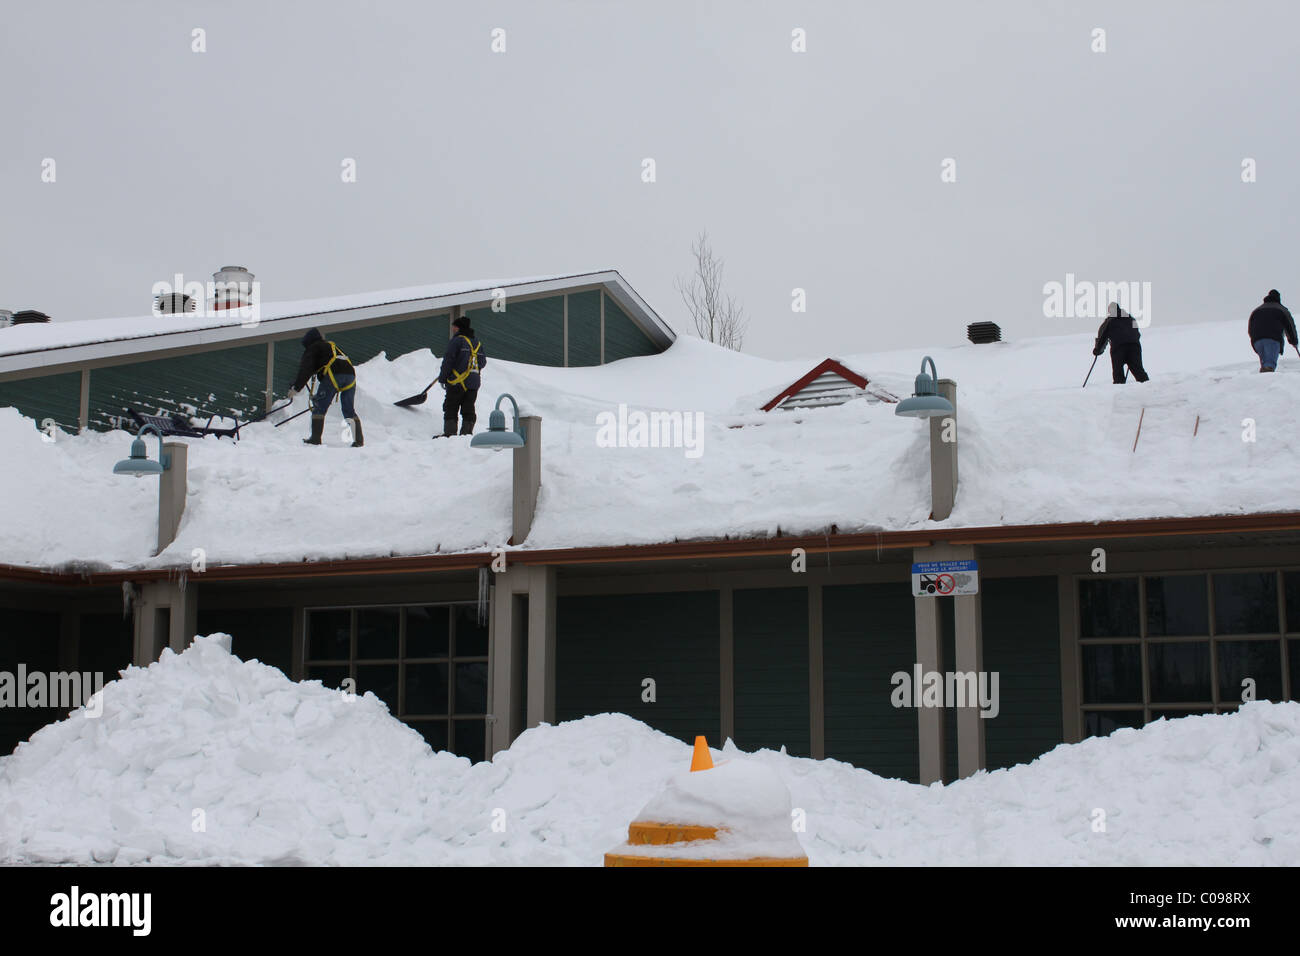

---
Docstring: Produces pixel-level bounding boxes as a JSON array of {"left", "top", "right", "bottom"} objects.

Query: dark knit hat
[
  {"left": 301, "top": 327, "right": 323, "bottom": 347},
  {"left": 452, "top": 316, "right": 471, "bottom": 332},
  {"left": 1265, "top": 289, "right": 1282, "bottom": 303}
]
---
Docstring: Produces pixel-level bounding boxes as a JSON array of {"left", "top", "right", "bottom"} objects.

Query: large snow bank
[
  {"left": 0, "top": 636, "right": 1295, "bottom": 866},
  {"left": 4, "top": 318, "right": 1299, "bottom": 572}
]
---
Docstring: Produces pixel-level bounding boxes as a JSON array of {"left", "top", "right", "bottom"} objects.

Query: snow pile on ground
[
  {"left": 0, "top": 636, "right": 1296, "bottom": 866},
  {"left": 620, "top": 757, "right": 808, "bottom": 861},
  {"left": 3, "top": 317, "right": 1299, "bottom": 571}
]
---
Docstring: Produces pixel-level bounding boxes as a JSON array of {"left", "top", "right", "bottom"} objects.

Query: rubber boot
[
  {"left": 304, "top": 414, "right": 325, "bottom": 445},
  {"left": 442, "top": 417, "right": 458, "bottom": 438},
  {"left": 350, "top": 417, "right": 364, "bottom": 447}
]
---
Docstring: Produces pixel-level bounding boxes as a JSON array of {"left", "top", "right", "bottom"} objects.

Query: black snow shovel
[
  {"left": 274, "top": 386, "right": 316, "bottom": 428},
  {"left": 395, "top": 378, "right": 439, "bottom": 408}
]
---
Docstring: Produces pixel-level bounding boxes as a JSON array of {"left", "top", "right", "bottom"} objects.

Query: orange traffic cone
[{"left": 690, "top": 735, "right": 713, "bottom": 772}]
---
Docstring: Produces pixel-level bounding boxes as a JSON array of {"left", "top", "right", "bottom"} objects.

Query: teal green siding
[
  {"left": 981, "top": 577, "right": 1062, "bottom": 770},
  {"left": 557, "top": 592, "right": 720, "bottom": 745},
  {"left": 0, "top": 371, "right": 81, "bottom": 433},
  {"left": 603, "top": 295, "right": 658, "bottom": 362},
  {"left": 466, "top": 295, "right": 565, "bottom": 367},
  {"left": 733, "top": 588, "right": 809, "bottom": 756},
  {"left": 823, "top": 583, "right": 919, "bottom": 782},
  {"left": 87, "top": 346, "right": 266, "bottom": 430},
  {"left": 272, "top": 313, "right": 447, "bottom": 395},
  {"left": 566, "top": 291, "right": 601, "bottom": 367}
]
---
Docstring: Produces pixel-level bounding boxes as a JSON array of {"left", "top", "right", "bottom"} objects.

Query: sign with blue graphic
[{"left": 911, "top": 559, "right": 979, "bottom": 596}]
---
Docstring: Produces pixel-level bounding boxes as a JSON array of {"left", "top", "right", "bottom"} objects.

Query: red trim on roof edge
[{"left": 760, "top": 358, "right": 871, "bottom": 412}]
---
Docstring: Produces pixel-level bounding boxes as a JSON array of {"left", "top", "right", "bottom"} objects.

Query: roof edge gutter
[{"left": 4, "top": 511, "right": 1300, "bottom": 586}]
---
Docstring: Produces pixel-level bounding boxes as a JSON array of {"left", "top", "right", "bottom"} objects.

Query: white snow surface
[
  {"left": 0, "top": 635, "right": 1295, "bottom": 866},
  {"left": 2, "top": 319, "right": 1297, "bottom": 571}
]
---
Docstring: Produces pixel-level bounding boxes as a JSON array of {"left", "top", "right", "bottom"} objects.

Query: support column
[
  {"left": 157, "top": 442, "right": 187, "bottom": 554},
  {"left": 133, "top": 579, "right": 198, "bottom": 664},
  {"left": 929, "top": 379, "right": 957, "bottom": 520},
  {"left": 526, "top": 565, "right": 556, "bottom": 728},
  {"left": 720, "top": 583, "right": 734, "bottom": 744},
  {"left": 913, "top": 595, "right": 944, "bottom": 785},
  {"left": 78, "top": 369, "right": 90, "bottom": 433},
  {"left": 264, "top": 341, "right": 275, "bottom": 411},
  {"left": 954, "top": 588, "right": 985, "bottom": 778},
  {"left": 488, "top": 569, "right": 519, "bottom": 757}
]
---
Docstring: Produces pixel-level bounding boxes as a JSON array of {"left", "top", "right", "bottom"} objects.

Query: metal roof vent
[
  {"left": 212, "top": 265, "right": 255, "bottom": 311},
  {"left": 11, "top": 310, "right": 51, "bottom": 325},
  {"left": 0, "top": 309, "right": 12, "bottom": 328},
  {"left": 967, "top": 321, "right": 1002, "bottom": 344},
  {"left": 155, "top": 292, "right": 195, "bottom": 315}
]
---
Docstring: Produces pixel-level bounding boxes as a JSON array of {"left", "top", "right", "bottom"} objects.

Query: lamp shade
[
  {"left": 113, "top": 438, "right": 165, "bottom": 476},
  {"left": 895, "top": 355, "right": 954, "bottom": 418},
  {"left": 470, "top": 396, "right": 527, "bottom": 450}
]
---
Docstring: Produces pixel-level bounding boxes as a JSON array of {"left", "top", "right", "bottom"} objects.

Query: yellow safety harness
[
  {"left": 321, "top": 342, "right": 355, "bottom": 392},
  {"left": 446, "top": 335, "right": 481, "bottom": 390}
]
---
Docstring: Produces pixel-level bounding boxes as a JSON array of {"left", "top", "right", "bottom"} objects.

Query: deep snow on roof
[
  {"left": 0, "top": 272, "right": 594, "bottom": 359},
  {"left": 1, "top": 635, "right": 1296, "bottom": 865},
  {"left": 1, "top": 317, "right": 1298, "bottom": 572}
]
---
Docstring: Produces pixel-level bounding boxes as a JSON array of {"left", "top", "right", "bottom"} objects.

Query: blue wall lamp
[
  {"left": 895, "top": 356, "right": 955, "bottom": 418},
  {"left": 471, "top": 393, "right": 526, "bottom": 450},
  {"left": 113, "top": 424, "right": 172, "bottom": 476}
]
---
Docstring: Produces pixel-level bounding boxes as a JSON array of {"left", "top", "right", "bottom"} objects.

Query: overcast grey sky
[{"left": 3, "top": 1, "right": 1298, "bottom": 359}]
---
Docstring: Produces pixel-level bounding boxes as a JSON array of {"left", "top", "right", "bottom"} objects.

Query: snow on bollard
[{"left": 604, "top": 736, "right": 809, "bottom": 867}]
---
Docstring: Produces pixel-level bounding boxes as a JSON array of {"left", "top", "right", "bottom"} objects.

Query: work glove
[
  {"left": 288, "top": 387, "right": 300, "bottom": 400},
  {"left": 1092, "top": 345, "right": 1104, "bottom": 357}
]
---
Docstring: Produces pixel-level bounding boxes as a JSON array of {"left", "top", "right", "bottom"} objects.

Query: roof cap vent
[
  {"left": 155, "top": 292, "right": 196, "bottom": 315},
  {"left": 967, "top": 321, "right": 1002, "bottom": 344},
  {"left": 212, "top": 265, "right": 256, "bottom": 311},
  {"left": 0, "top": 309, "right": 12, "bottom": 328},
  {"left": 11, "top": 310, "right": 51, "bottom": 325}
]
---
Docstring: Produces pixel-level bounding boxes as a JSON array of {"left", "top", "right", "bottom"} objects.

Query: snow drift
[{"left": 0, "top": 636, "right": 1295, "bottom": 866}]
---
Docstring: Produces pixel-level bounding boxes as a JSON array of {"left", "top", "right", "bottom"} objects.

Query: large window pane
[
  {"left": 411, "top": 720, "right": 448, "bottom": 753},
  {"left": 405, "top": 662, "right": 449, "bottom": 716},
  {"left": 1145, "top": 576, "right": 1208, "bottom": 636},
  {"left": 1148, "top": 642, "right": 1211, "bottom": 703},
  {"left": 406, "top": 606, "right": 449, "bottom": 658},
  {"left": 356, "top": 607, "right": 399, "bottom": 659},
  {"left": 1079, "top": 579, "right": 1139, "bottom": 637},
  {"left": 1216, "top": 640, "right": 1283, "bottom": 703},
  {"left": 1083, "top": 710, "right": 1143, "bottom": 738},
  {"left": 454, "top": 662, "right": 488, "bottom": 714},
  {"left": 1149, "top": 708, "right": 1213, "bottom": 723},
  {"left": 1213, "top": 573, "right": 1278, "bottom": 635},
  {"left": 356, "top": 664, "right": 399, "bottom": 713},
  {"left": 452, "top": 719, "right": 486, "bottom": 763},
  {"left": 307, "top": 609, "right": 350, "bottom": 661},
  {"left": 1081, "top": 643, "right": 1142, "bottom": 703},
  {"left": 307, "top": 664, "right": 349, "bottom": 691},
  {"left": 454, "top": 605, "right": 489, "bottom": 657}
]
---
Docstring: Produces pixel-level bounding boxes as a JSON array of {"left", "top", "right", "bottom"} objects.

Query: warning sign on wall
[{"left": 911, "top": 560, "right": 979, "bottom": 597}]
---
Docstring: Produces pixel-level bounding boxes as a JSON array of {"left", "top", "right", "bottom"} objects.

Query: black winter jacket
[
  {"left": 293, "top": 329, "right": 355, "bottom": 391},
  {"left": 1094, "top": 307, "right": 1141, "bottom": 353},
  {"left": 439, "top": 331, "right": 486, "bottom": 391},
  {"left": 1248, "top": 301, "right": 1298, "bottom": 346}
]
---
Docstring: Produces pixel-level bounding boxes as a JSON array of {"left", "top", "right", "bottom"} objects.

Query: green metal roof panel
[
  {"left": 87, "top": 345, "right": 266, "bottom": 430},
  {"left": 733, "top": 587, "right": 811, "bottom": 757},
  {"left": 566, "top": 291, "right": 601, "bottom": 367},
  {"left": 465, "top": 295, "right": 564, "bottom": 367}
]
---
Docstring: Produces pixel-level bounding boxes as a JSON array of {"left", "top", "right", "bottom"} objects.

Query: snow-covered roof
[
  {"left": 0, "top": 270, "right": 672, "bottom": 376},
  {"left": 1, "top": 317, "right": 1297, "bottom": 574}
]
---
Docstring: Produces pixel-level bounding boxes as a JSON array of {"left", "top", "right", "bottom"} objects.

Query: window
[
  {"left": 1079, "top": 571, "right": 1294, "bottom": 737},
  {"left": 305, "top": 603, "right": 489, "bottom": 763}
]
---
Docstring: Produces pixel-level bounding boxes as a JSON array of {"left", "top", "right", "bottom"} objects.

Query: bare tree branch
[{"left": 675, "top": 230, "right": 747, "bottom": 351}]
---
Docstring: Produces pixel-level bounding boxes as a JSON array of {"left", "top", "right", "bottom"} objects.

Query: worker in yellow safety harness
[
  {"left": 289, "top": 328, "right": 363, "bottom": 446},
  {"left": 436, "top": 316, "right": 487, "bottom": 438}
]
